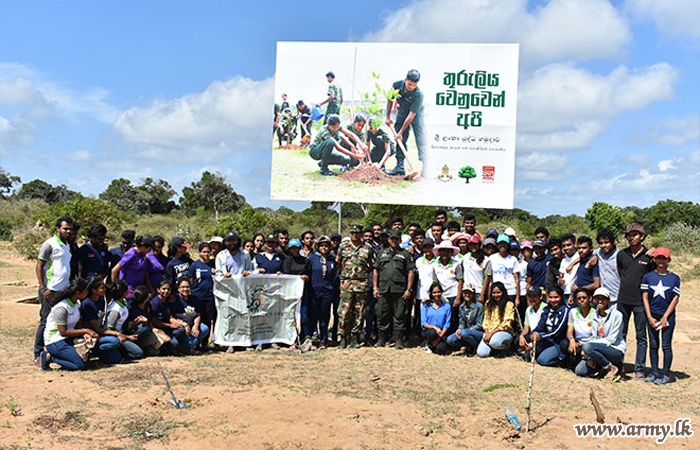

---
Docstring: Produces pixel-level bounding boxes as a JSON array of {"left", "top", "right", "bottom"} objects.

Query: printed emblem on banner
[
  {"left": 248, "top": 286, "right": 265, "bottom": 313},
  {"left": 482, "top": 166, "right": 495, "bottom": 183}
]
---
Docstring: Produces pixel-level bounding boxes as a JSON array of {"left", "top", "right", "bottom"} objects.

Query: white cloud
[
  {"left": 113, "top": 76, "right": 274, "bottom": 155},
  {"left": 516, "top": 152, "right": 570, "bottom": 181},
  {"left": 364, "top": 0, "right": 632, "bottom": 65},
  {"left": 60, "top": 150, "right": 92, "bottom": 162},
  {"left": 517, "top": 62, "right": 678, "bottom": 151},
  {"left": 626, "top": 0, "right": 700, "bottom": 39},
  {"left": 631, "top": 114, "right": 700, "bottom": 147}
]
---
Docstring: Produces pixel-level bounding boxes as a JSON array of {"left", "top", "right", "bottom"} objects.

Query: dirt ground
[{"left": 1, "top": 242, "right": 699, "bottom": 450}]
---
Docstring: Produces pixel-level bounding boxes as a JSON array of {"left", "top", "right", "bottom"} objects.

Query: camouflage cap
[
  {"left": 349, "top": 224, "right": 363, "bottom": 233},
  {"left": 388, "top": 229, "right": 401, "bottom": 239}
]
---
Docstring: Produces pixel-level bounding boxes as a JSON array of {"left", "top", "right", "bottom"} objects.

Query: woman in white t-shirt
[
  {"left": 488, "top": 235, "right": 521, "bottom": 306},
  {"left": 104, "top": 280, "right": 143, "bottom": 360},
  {"left": 41, "top": 278, "right": 98, "bottom": 371},
  {"left": 462, "top": 235, "right": 490, "bottom": 302},
  {"left": 562, "top": 287, "right": 594, "bottom": 370},
  {"left": 518, "top": 286, "right": 545, "bottom": 357}
]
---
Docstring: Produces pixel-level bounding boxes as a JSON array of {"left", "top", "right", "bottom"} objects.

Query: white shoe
[{"left": 425, "top": 347, "right": 433, "bottom": 354}]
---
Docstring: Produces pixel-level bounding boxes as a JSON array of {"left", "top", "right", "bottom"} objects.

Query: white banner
[{"left": 213, "top": 274, "right": 303, "bottom": 347}]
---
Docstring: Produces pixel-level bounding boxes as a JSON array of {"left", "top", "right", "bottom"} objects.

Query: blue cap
[
  {"left": 288, "top": 238, "right": 302, "bottom": 248},
  {"left": 330, "top": 233, "right": 342, "bottom": 240},
  {"left": 509, "top": 240, "right": 520, "bottom": 249},
  {"left": 497, "top": 234, "right": 510, "bottom": 244},
  {"left": 486, "top": 228, "right": 498, "bottom": 237}
]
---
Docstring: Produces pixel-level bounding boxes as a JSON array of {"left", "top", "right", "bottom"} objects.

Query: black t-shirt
[
  {"left": 282, "top": 255, "right": 312, "bottom": 277},
  {"left": 128, "top": 301, "right": 152, "bottom": 322},
  {"left": 617, "top": 246, "right": 655, "bottom": 305},
  {"left": 82, "top": 297, "right": 106, "bottom": 327}
]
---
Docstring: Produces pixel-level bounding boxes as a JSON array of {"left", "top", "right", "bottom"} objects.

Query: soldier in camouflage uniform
[
  {"left": 317, "top": 71, "right": 343, "bottom": 124},
  {"left": 337, "top": 223, "right": 374, "bottom": 348},
  {"left": 339, "top": 114, "right": 370, "bottom": 170},
  {"left": 308, "top": 114, "right": 363, "bottom": 176}
]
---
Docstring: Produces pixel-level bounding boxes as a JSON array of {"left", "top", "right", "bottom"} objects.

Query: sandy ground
[{"left": 1, "top": 242, "right": 699, "bottom": 450}]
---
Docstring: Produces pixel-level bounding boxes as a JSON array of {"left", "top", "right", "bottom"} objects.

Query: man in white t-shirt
[
  {"left": 558, "top": 233, "right": 578, "bottom": 304},
  {"left": 34, "top": 216, "right": 74, "bottom": 364}
]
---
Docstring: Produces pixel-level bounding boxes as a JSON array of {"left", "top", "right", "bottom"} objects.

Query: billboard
[{"left": 270, "top": 42, "right": 519, "bottom": 208}]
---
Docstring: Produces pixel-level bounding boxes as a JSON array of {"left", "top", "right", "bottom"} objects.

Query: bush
[
  {"left": 661, "top": 222, "right": 700, "bottom": 255},
  {"left": 12, "top": 228, "right": 50, "bottom": 260},
  {"left": 0, "top": 218, "right": 12, "bottom": 241},
  {"left": 37, "top": 196, "right": 124, "bottom": 235},
  {"left": 0, "top": 198, "right": 49, "bottom": 229}
]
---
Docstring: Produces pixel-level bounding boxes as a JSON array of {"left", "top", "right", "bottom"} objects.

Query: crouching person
[
  {"left": 446, "top": 284, "right": 483, "bottom": 355},
  {"left": 40, "top": 278, "right": 98, "bottom": 371},
  {"left": 530, "top": 286, "right": 569, "bottom": 367},
  {"left": 575, "top": 288, "right": 626, "bottom": 382}
]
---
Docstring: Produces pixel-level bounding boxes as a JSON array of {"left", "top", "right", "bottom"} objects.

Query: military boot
[
  {"left": 350, "top": 334, "right": 361, "bottom": 349},
  {"left": 395, "top": 334, "right": 405, "bottom": 350},
  {"left": 387, "top": 159, "right": 405, "bottom": 176},
  {"left": 339, "top": 336, "right": 348, "bottom": 348}
]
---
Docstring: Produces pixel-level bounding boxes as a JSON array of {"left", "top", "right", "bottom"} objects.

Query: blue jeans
[
  {"left": 170, "top": 324, "right": 210, "bottom": 349},
  {"left": 446, "top": 329, "right": 483, "bottom": 349},
  {"left": 46, "top": 339, "right": 86, "bottom": 371},
  {"left": 648, "top": 314, "right": 675, "bottom": 377},
  {"left": 314, "top": 290, "right": 334, "bottom": 342},
  {"left": 476, "top": 331, "right": 513, "bottom": 358},
  {"left": 300, "top": 288, "right": 316, "bottom": 339},
  {"left": 96, "top": 335, "right": 122, "bottom": 364},
  {"left": 575, "top": 342, "right": 624, "bottom": 376},
  {"left": 618, "top": 303, "right": 648, "bottom": 374},
  {"left": 33, "top": 289, "right": 53, "bottom": 358},
  {"left": 536, "top": 338, "right": 565, "bottom": 367}
]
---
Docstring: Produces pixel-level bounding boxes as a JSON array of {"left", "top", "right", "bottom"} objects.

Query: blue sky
[{"left": 1, "top": 0, "right": 698, "bottom": 217}]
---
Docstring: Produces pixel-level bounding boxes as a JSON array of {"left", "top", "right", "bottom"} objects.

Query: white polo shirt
[{"left": 38, "top": 235, "right": 72, "bottom": 291}]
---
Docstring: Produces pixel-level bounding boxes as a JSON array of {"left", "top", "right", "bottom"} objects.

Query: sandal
[{"left": 604, "top": 374, "right": 621, "bottom": 383}]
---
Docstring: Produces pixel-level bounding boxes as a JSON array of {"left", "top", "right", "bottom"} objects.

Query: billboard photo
[{"left": 271, "top": 42, "right": 519, "bottom": 208}]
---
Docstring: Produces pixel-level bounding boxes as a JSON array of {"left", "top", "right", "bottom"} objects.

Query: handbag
[{"left": 73, "top": 336, "right": 97, "bottom": 362}]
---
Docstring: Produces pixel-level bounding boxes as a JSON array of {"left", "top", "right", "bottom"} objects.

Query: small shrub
[
  {"left": 12, "top": 228, "right": 50, "bottom": 260},
  {"left": 662, "top": 223, "right": 700, "bottom": 254},
  {"left": 0, "top": 218, "right": 12, "bottom": 241}
]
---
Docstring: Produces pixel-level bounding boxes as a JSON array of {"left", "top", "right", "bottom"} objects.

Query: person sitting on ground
[
  {"left": 446, "top": 284, "right": 484, "bottom": 355},
  {"left": 309, "top": 114, "right": 364, "bottom": 176},
  {"left": 40, "top": 278, "right": 97, "bottom": 371},
  {"left": 477, "top": 282, "right": 516, "bottom": 358},
  {"left": 575, "top": 287, "right": 626, "bottom": 382},
  {"left": 366, "top": 118, "right": 395, "bottom": 171},
  {"left": 127, "top": 285, "right": 161, "bottom": 357},
  {"left": 104, "top": 280, "right": 144, "bottom": 360},
  {"left": 561, "top": 287, "right": 594, "bottom": 370},
  {"left": 530, "top": 285, "right": 569, "bottom": 367},
  {"left": 518, "top": 286, "right": 545, "bottom": 356},
  {"left": 173, "top": 278, "right": 210, "bottom": 353},
  {"left": 641, "top": 247, "right": 681, "bottom": 385},
  {"left": 421, "top": 282, "right": 451, "bottom": 355},
  {"left": 82, "top": 276, "right": 124, "bottom": 364}
]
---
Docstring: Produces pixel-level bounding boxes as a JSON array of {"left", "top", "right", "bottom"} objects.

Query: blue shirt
[
  {"left": 166, "top": 257, "right": 190, "bottom": 282},
  {"left": 308, "top": 253, "right": 337, "bottom": 294},
  {"left": 77, "top": 243, "right": 109, "bottom": 278},
  {"left": 641, "top": 271, "right": 681, "bottom": 317},
  {"left": 421, "top": 301, "right": 452, "bottom": 330},
  {"left": 526, "top": 254, "right": 551, "bottom": 290},
  {"left": 82, "top": 296, "right": 106, "bottom": 324},
  {"left": 575, "top": 255, "right": 600, "bottom": 288},
  {"left": 188, "top": 260, "right": 215, "bottom": 302},
  {"left": 255, "top": 252, "right": 285, "bottom": 274}
]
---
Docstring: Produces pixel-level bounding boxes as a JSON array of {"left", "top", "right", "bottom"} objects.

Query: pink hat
[
  {"left": 521, "top": 240, "right": 533, "bottom": 249},
  {"left": 653, "top": 247, "right": 671, "bottom": 259},
  {"left": 433, "top": 240, "right": 459, "bottom": 257},
  {"left": 468, "top": 234, "right": 481, "bottom": 244},
  {"left": 451, "top": 233, "right": 469, "bottom": 244}
]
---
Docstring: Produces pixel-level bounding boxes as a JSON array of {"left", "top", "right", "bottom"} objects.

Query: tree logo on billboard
[{"left": 458, "top": 166, "right": 477, "bottom": 184}]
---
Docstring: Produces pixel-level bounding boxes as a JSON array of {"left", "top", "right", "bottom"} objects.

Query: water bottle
[{"left": 504, "top": 406, "right": 521, "bottom": 431}]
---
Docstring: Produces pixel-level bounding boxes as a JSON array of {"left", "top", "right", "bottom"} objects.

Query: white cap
[
  {"left": 209, "top": 236, "right": 223, "bottom": 243},
  {"left": 593, "top": 287, "right": 611, "bottom": 299},
  {"left": 504, "top": 227, "right": 516, "bottom": 237}
]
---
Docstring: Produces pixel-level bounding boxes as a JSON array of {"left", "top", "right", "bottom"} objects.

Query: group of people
[
  {"left": 274, "top": 69, "right": 427, "bottom": 177},
  {"left": 32, "top": 208, "right": 681, "bottom": 385}
]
